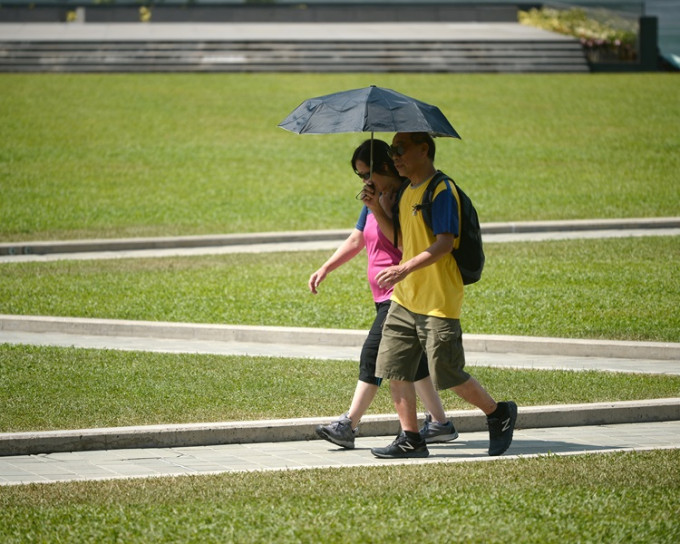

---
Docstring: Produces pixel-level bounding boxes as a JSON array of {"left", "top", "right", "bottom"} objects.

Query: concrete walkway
[
  {"left": 0, "top": 21, "right": 575, "bottom": 43},
  {"left": 2, "top": 421, "right": 679, "bottom": 486},
  {"left": 2, "top": 217, "right": 679, "bottom": 262}
]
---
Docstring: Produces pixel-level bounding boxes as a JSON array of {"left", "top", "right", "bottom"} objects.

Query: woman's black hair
[{"left": 351, "top": 139, "right": 400, "bottom": 178}]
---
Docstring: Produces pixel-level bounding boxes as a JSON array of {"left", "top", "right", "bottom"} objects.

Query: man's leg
[
  {"left": 450, "top": 376, "right": 496, "bottom": 416},
  {"left": 390, "top": 379, "right": 418, "bottom": 432},
  {"left": 452, "top": 377, "right": 517, "bottom": 457},
  {"left": 372, "top": 378, "right": 428, "bottom": 458},
  {"left": 372, "top": 303, "right": 429, "bottom": 459},
  {"left": 422, "top": 313, "right": 517, "bottom": 456}
]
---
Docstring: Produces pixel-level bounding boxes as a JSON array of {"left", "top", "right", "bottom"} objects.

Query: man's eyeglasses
[
  {"left": 355, "top": 171, "right": 371, "bottom": 181},
  {"left": 388, "top": 144, "right": 407, "bottom": 157}
]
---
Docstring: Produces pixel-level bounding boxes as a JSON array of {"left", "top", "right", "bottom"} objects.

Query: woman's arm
[{"left": 308, "top": 228, "right": 365, "bottom": 294}]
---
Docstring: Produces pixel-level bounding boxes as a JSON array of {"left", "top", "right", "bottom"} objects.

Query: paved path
[
  {"left": 2, "top": 421, "right": 679, "bottom": 486},
  {"left": 2, "top": 217, "right": 679, "bottom": 263}
]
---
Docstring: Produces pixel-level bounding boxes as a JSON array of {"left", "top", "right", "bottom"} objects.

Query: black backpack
[{"left": 393, "top": 171, "right": 485, "bottom": 285}]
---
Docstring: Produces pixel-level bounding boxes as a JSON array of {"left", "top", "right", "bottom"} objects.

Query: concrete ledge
[
  {"left": 0, "top": 229, "right": 350, "bottom": 256},
  {"left": 2, "top": 314, "right": 679, "bottom": 361},
  {"left": 2, "top": 218, "right": 678, "bottom": 256},
  {"left": 1, "top": 398, "right": 678, "bottom": 456},
  {"left": 481, "top": 217, "right": 680, "bottom": 234},
  {"left": 464, "top": 333, "right": 680, "bottom": 362},
  {"left": 0, "top": 315, "right": 368, "bottom": 347}
]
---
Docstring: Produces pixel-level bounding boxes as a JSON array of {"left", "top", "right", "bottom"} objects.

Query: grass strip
[
  {"left": 1, "top": 237, "right": 678, "bottom": 342},
  {"left": 1, "top": 450, "right": 678, "bottom": 543},
  {"left": 1, "top": 73, "right": 678, "bottom": 241},
  {"left": 2, "top": 344, "right": 679, "bottom": 432}
]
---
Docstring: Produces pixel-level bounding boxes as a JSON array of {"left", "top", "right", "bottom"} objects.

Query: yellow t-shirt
[{"left": 392, "top": 177, "right": 464, "bottom": 319}]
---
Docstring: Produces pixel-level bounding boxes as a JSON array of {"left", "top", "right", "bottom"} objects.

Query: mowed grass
[
  {"left": 1, "top": 73, "right": 678, "bottom": 241},
  {"left": 1, "top": 450, "right": 678, "bottom": 543},
  {"left": 1, "top": 236, "right": 678, "bottom": 342},
  {"left": 1, "top": 73, "right": 678, "bottom": 542},
  {"left": 2, "top": 343, "right": 679, "bottom": 432}
]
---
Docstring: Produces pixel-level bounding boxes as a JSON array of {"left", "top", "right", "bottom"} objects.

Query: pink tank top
[{"left": 357, "top": 206, "right": 402, "bottom": 303}]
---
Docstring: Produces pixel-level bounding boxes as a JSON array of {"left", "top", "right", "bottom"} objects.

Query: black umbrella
[
  {"left": 278, "top": 85, "right": 460, "bottom": 176},
  {"left": 278, "top": 85, "right": 460, "bottom": 139}
]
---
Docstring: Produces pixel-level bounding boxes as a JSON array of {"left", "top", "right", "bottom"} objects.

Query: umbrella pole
[{"left": 370, "top": 131, "right": 374, "bottom": 178}]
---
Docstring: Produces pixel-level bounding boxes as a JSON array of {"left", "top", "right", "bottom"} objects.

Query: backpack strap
[
  {"left": 391, "top": 179, "right": 410, "bottom": 249},
  {"left": 416, "top": 170, "right": 459, "bottom": 238}
]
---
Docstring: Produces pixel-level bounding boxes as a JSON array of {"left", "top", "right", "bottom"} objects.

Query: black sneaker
[
  {"left": 371, "top": 432, "right": 429, "bottom": 459},
  {"left": 487, "top": 401, "right": 518, "bottom": 456},
  {"left": 315, "top": 414, "right": 357, "bottom": 449},
  {"left": 419, "top": 413, "right": 459, "bottom": 444}
]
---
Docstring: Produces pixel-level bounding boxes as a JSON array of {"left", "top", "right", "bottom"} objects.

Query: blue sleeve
[
  {"left": 355, "top": 205, "right": 369, "bottom": 231},
  {"left": 431, "top": 179, "right": 459, "bottom": 237}
]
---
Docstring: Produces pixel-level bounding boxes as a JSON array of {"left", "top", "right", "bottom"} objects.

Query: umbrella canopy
[{"left": 278, "top": 85, "right": 461, "bottom": 139}]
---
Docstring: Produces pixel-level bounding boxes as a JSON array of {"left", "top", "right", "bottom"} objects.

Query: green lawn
[
  {"left": 2, "top": 344, "right": 679, "bottom": 432},
  {"left": 1, "top": 237, "right": 678, "bottom": 342},
  {"left": 1, "top": 72, "right": 678, "bottom": 542},
  {"left": 1, "top": 450, "right": 678, "bottom": 543},
  {"left": 1, "top": 73, "right": 678, "bottom": 241}
]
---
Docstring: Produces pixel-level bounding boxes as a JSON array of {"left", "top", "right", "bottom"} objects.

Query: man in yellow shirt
[{"left": 372, "top": 132, "right": 517, "bottom": 459}]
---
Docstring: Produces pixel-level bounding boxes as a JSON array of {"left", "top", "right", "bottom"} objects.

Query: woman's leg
[
  {"left": 414, "top": 376, "right": 447, "bottom": 423},
  {"left": 348, "top": 301, "right": 390, "bottom": 426},
  {"left": 413, "top": 352, "right": 447, "bottom": 423},
  {"left": 347, "top": 381, "right": 380, "bottom": 429}
]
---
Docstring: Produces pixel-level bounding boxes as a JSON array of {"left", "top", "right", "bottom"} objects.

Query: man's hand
[
  {"left": 375, "top": 264, "right": 409, "bottom": 289},
  {"left": 376, "top": 234, "right": 455, "bottom": 289}
]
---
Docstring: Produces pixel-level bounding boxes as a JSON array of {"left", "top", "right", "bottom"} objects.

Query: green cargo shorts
[{"left": 375, "top": 302, "right": 470, "bottom": 390}]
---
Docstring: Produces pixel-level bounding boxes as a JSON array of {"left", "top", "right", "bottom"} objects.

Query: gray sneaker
[
  {"left": 419, "top": 413, "right": 459, "bottom": 443},
  {"left": 315, "top": 414, "right": 357, "bottom": 449}
]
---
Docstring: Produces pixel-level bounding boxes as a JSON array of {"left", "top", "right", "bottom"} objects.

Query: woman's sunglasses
[{"left": 355, "top": 171, "right": 371, "bottom": 181}]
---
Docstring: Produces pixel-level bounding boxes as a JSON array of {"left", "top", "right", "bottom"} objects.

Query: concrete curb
[
  {"left": 1, "top": 399, "right": 678, "bottom": 457},
  {"left": 0, "top": 230, "right": 351, "bottom": 257},
  {"left": 1, "top": 218, "right": 678, "bottom": 256},
  {"left": 2, "top": 314, "right": 679, "bottom": 361}
]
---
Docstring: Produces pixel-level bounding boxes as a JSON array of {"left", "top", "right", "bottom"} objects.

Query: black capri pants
[{"left": 359, "top": 300, "right": 430, "bottom": 386}]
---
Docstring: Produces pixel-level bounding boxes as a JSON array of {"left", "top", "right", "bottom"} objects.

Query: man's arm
[{"left": 375, "top": 233, "right": 454, "bottom": 289}]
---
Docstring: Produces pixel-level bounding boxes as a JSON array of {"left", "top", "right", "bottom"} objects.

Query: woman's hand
[
  {"left": 358, "top": 182, "right": 377, "bottom": 208},
  {"left": 308, "top": 268, "right": 327, "bottom": 294}
]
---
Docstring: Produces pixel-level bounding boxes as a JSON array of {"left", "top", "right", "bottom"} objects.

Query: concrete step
[
  {"left": 3, "top": 399, "right": 679, "bottom": 456},
  {"left": 0, "top": 40, "right": 590, "bottom": 73}
]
